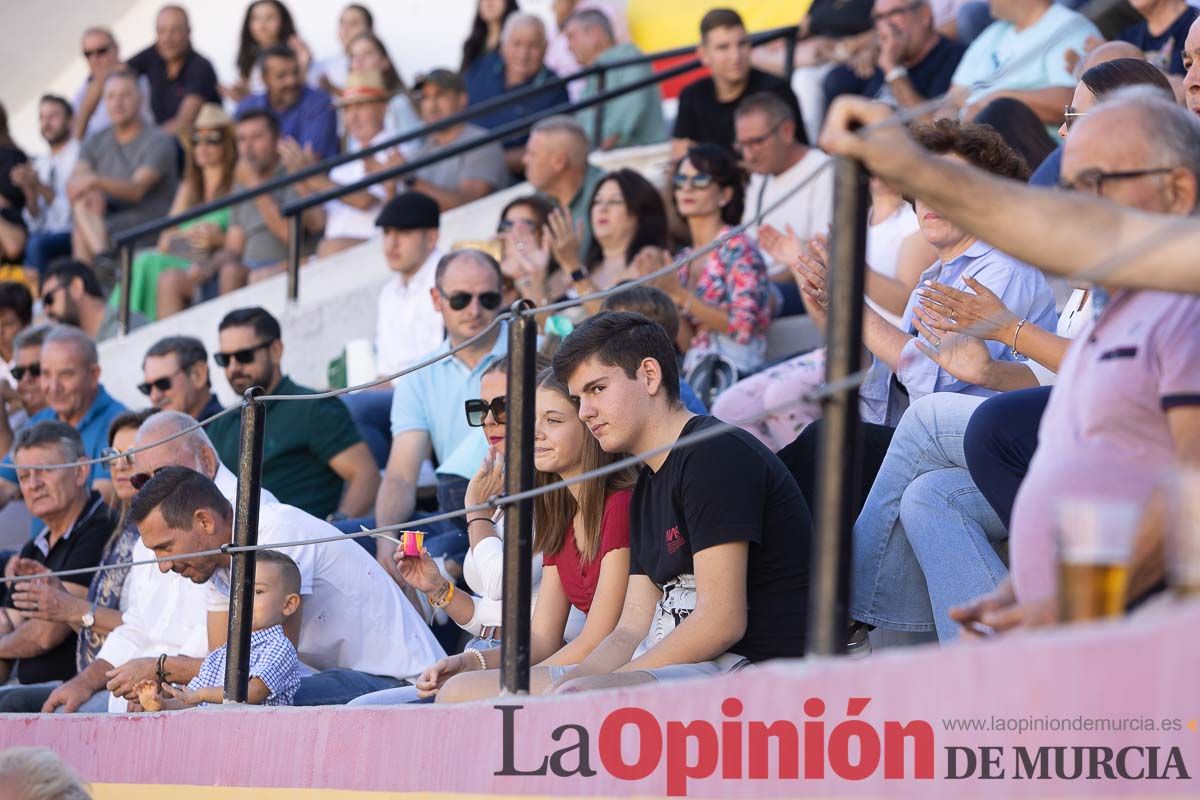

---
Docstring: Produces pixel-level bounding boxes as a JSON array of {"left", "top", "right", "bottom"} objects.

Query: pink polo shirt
[{"left": 1009, "top": 289, "right": 1200, "bottom": 603}]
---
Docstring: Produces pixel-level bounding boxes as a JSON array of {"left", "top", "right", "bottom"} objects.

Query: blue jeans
[
  {"left": 23, "top": 231, "right": 72, "bottom": 277},
  {"left": 851, "top": 393, "right": 1008, "bottom": 642},
  {"left": 342, "top": 389, "right": 394, "bottom": 470},
  {"left": 963, "top": 387, "right": 1051, "bottom": 530},
  {"left": 293, "top": 669, "right": 408, "bottom": 706}
]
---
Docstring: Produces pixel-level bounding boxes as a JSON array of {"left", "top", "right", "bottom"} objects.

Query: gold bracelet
[{"left": 429, "top": 582, "right": 455, "bottom": 609}]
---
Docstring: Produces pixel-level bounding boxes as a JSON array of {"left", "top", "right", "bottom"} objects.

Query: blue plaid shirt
[{"left": 188, "top": 625, "right": 301, "bottom": 706}]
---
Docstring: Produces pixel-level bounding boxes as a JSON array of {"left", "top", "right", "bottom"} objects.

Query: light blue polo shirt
[
  {"left": 0, "top": 384, "right": 127, "bottom": 485},
  {"left": 952, "top": 4, "right": 1099, "bottom": 107},
  {"left": 389, "top": 324, "right": 509, "bottom": 481}
]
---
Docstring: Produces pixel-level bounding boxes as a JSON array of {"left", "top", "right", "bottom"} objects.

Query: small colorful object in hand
[{"left": 400, "top": 531, "right": 425, "bottom": 558}]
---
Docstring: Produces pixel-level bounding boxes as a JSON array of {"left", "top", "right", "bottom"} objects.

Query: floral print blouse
[{"left": 677, "top": 228, "right": 771, "bottom": 352}]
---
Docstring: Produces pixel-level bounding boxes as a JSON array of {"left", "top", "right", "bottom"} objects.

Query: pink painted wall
[{"left": 3, "top": 601, "right": 1198, "bottom": 797}]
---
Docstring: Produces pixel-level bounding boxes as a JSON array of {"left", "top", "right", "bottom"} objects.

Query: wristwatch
[
  {"left": 885, "top": 66, "right": 909, "bottom": 84},
  {"left": 570, "top": 266, "right": 589, "bottom": 284},
  {"left": 81, "top": 600, "right": 97, "bottom": 629}
]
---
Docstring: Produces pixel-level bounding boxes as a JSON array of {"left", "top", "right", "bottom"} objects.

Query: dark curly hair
[
  {"left": 910, "top": 119, "right": 1031, "bottom": 182},
  {"left": 672, "top": 144, "right": 747, "bottom": 225}
]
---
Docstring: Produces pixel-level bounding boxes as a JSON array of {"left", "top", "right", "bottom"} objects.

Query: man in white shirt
[
  {"left": 343, "top": 192, "right": 444, "bottom": 469},
  {"left": 127, "top": 413, "right": 445, "bottom": 706},
  {"left": 279, "top": 70, "right": 399, "bottom": 260},
  {"left": 735, "top": 92, "right": 834, "bottom": 315},
  {"left": 11, "top": 96, "right": 79, "bottom": 276}
]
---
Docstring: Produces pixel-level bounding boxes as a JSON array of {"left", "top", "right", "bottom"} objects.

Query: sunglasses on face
[
  {"left": 138, "top": 370, "right": 182, "bottom": 396},
  {"left": 83, "top": 45, "right": 112, "bottom": 59},
  {"left": 101, "top": 446, "right": 135, "bottom": 468},
  {"left": 11, "top": 363, "right": 40, "bottom": 381},
  {"left": 40, "top": 286, "right": 62, "bottom": 307},
  {"left": 443, "top": 291, "right": 502, "bottom": 312},
  {"left": 193, "top": 132, "right": 224, "bottom": 146},
  {"left": 465, "top": 396, "right": 507, "bottom": 427},
  {"left": 673, "top": 172, "right": 714, "bottom": 191},
  {"left": 213, "top": 339, "right": 275, "bottom": 367},
  {"left": 130, "top": 466, "right": 168, "bottom": 491}
]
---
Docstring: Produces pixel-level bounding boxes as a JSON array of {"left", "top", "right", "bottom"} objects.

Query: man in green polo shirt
[
  {"left": 522, "top": 115, "right": 603, "bottom": 257},
  {"left": 205, "top": 307, "right": 380, "bottom": 521}
]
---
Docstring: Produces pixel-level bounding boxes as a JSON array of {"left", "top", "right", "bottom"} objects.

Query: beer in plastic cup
[{"left": 1057, "top": 499, "right": 1137, "bottom": 623}]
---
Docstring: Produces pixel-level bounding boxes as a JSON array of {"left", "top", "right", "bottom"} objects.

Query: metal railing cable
[{"left": 0, "top": 369, "right": 868, "bottom": 588}]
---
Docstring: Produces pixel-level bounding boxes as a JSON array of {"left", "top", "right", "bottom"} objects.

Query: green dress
[{"left": 112, "top": 207, "right": 230, "bottom": 321}]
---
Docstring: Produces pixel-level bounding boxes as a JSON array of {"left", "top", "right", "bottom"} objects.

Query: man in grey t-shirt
[
  {"left": 219, "top": 109, "right": 325, "bottom": 289},
  {"left": 403, "top": 69, "right": 508, "bottom": 211},
  {"left": 68, "top": 70, "right": 178, "bottom": 265}
]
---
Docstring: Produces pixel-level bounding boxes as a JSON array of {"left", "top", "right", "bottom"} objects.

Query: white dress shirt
[
  {"left": 375, "top": 247, "right": 445, "bottom": 378},
  {"left": 324, "top": 129, "right": 396, "bottom": 241},
  {"left": 24, "top": 140, "right": 80, "bottom": 234}
]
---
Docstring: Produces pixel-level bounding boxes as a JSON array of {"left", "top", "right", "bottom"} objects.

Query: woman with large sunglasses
[
  {"left": 414, "top": 367, "right": 637, "bottom": 703},
  {"left": 642, "top": 144, "right": 771, "bottom": 378},
  {"left": 0, "top": 409, "right": 158, "bottom": 713},
  {"left": 347, "top": 356, "right": 553, "bottom": 706},
  {"left": 119, "top": 104, "right": 238, "bottom": 322}
]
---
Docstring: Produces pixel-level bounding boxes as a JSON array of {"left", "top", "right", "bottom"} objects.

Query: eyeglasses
[
  {"left": 870, "top": 3, "right": 922, "bottom": 22},
  {"left": 734, "top": 120, "right": 784, "bottom": 152},
  {"left": 1062, "top": 105, "right": 1087, "bottom": 133},
  {"left": 130, "top": 466, "right": 168, "bottom": 491},
  {"left": 100, "top": 446, "right": 135, "bottom": 468},
  {"left": 442, "top": 291, "right": 502, "bottom": 311},
  {"left": 496, "top": 218, "right": 538, "bottom": 233},
  {"left": 591, "top": 197, "right": 627, "bottom": 209},
  {"left": 138, "top": 370, "right": 183, "bottom": 396},
  {"left": 11, "top": 363, "right": 40, "bottom": 382},
  {"left": 213, "top": 339, "right": 276, "bottom": 367},
  {"left": 1057, "top": 167, "right": 1177, "bottom": 195},
  {"left": 673, "top": 172, "right": 715, "bottom": 191},
  {"left": 192, "top": 132, "right": 224, "bottom": 146},
  {"left": 83, "top": 45, "right": 112, "bottom": 59},
  {"left": 465, "top": 396, "right": 507, "bottom": 427}
]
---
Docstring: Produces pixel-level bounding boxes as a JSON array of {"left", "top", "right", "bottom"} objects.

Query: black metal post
[
  {"left": 118, "top": 244, "right": 133, "bottom": 335},
  {"left": 807, "top": 158, "right": 868, "bottom": 656},
  {"left": 224, "top": 387, "right": 267, "bottom": 703},
  {"left": 784, "top": 25, "right": 798, "bottom": 79},
  {"left": 286, "top": 214, "right": 302, "bottom": 302},
  {"left": 592, "top": 70, "right": 607, "bottom": 147},
  {"left": 500, "top": 302, "right": 536, "bottom": 694}
]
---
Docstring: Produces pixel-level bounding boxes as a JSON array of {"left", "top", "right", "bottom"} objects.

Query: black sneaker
[{"left": 847, "top": 620, "right": 873, "bottom": 658}]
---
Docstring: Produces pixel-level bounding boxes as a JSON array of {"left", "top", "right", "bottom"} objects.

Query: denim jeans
[
  {"left": 23, "top": 231, "right": 72, "bottom": 277},
  {"left": 341, "top": 389, "right": 394, "bottom": 470},
  {"left": 293, "top": 668, "right": 408, "bottom": 706},
  {"left": 851, "top": 393, "right": 1008, "bottom": 642}
]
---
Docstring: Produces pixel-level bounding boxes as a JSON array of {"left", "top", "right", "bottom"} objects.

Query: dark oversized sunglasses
[
  {"left": 137, "top": 373, "right": 178, "bottom": 396},
  {"left": 444, "top": 291, "right": 502, "bottom": 312},
  {"left": 11, "top": 363, "right": 40, "bottom": 381},
  {"left": 130, "top": 466, "right": 168, "bottom": 491},
  {"left": 465, "top": 396, "right": 507, "bottom": 427},
  {"left": 214, "top": 339, "right": 275, "bottom": 367},
  {"left": 672, "top": 172, "right": 714, "bottom": 191},
  {"left": 192, "top": 132, "right": 224, "bottom": 146}
]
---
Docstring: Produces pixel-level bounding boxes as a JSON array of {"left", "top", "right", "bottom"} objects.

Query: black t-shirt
[
  {"left": 629, "top": 416, "right": 812, "bottom": 662},
  {"left": 128, "top": 45, "right": 221, "bottom": 124},
  {"left": 0, "top": 146, "right": 28, "bottom": 229},
  {"left": 1118, "top": 7, "right": 1198, "bottom": 75},
  {"left": 2, "top": 492, "right": 116, "bottom": 684},
  {"left": 862, "top": 36, "right": 966, "bottom": 102},
  {"left": 673, "top": 68, "right": 808, "bottom": 148}
]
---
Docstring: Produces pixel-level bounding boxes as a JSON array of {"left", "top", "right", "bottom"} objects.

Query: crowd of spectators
[{"left": 0, "top": 0, "right": 1194, "bottom": 718}]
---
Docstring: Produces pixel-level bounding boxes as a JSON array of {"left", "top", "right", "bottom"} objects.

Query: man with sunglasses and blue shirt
[
  {"left": 204, "top": 307, "right": 379, "bottom": 523},
  {"left": 140, "top": 336, "right": 222, "bottom": 422},
  {"left": 371, "top": 249, "right": 508, "bottom": 586}
]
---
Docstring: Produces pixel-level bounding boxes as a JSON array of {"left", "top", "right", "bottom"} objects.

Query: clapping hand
[
  {"left": 758, "top": 223, "right": 805, "bottom": 267},
  {"left": 464, "top": 447, "right": 505, "bottom": 510},
  {"left": 917, "top": 274, "right": 1017, "bottom": 343},
  {"left": 277, "top": 137, "right": 318, "bottom": 173},
  {"left": 912, "top": 308, "right": 995, "bottom": 386},
  {"left": 545, "top": 208, "right": 582, "bottom": 269}
]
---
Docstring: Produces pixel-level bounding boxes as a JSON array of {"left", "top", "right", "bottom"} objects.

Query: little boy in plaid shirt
[{"left": 137, "top": 550, "right": 303, "bottom": 709}]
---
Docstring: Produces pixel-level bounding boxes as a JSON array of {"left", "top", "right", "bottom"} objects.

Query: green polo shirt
[{"left": 207, "top": 376, "right": 363, "bottom": 519}]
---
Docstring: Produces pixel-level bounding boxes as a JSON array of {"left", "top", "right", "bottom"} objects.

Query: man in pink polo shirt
[{"left": 951, "top": 87, "right": 1200, "bottom": 630}]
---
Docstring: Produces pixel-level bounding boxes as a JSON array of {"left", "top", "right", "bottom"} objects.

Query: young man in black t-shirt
[
  {"left": 671, "top": 8, "right": 807, "bottom": 160},
  {"left": 549, "top": 312, "right": 812, "bottom": 693}
]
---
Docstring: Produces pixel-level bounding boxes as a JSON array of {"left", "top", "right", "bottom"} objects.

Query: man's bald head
[
  {"left": 134, "top": 409, "right": 219, "bottom": 476},
  {"left": 1081, "top": 40, "right": 1146, "bottom": 73}
]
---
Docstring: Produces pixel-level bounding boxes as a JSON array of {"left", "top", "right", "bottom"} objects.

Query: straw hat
[
  {"left": 337, "top": 70, "right": 392, "bottom": 107},
  {"left": 193, "top": 102, "right": 233, "bottom": 130}
]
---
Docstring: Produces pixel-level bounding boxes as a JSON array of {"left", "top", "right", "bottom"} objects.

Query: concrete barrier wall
[{"left": 5, "top": 600, "right": 1197, "bottom": 798}]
